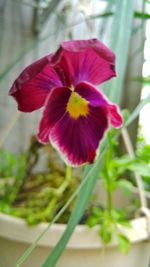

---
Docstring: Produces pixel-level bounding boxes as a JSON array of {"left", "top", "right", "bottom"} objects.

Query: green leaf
[
  {"left": 86, "top": 217, "right": 100, "bottom": 228},
  {"left": 137, "top": 144, "right": 150, "bottom": 163},
  {"left": 127, "top": 162, "right": 150, "bottom": 177},
  {"left": 134, "top": 11, "right": 150, "bottom": 19},
  {"left": 102, "top": 0, "right": 135, "bottom": 104},
  {"left": 99, "top": 1, "right": 115, "bottom": 38},
  {"left": 118, "top": 220, "right": 132, "bottom": 228},
  {"left": 99, "top": 224, "right": 112, "bottom": 244},
  {"left": 117, "top": 179, "right": 133, "bottom": 193},
  {"left": 92, "top": 207, "right": 104, "bottom": 218},
  {"left": 86, "top": 207, "right": 104, "bottom": 227},
  {"left": 118, "top": 234, "right": 131, "bottom": 254}
]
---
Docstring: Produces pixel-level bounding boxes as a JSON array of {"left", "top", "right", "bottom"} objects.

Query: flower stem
[
  {"left": 104, "top": 150, "right": 113, "bottom": 218},
  {"left": 40, "top": 165, "right": 72, "bottom": 197},
  {"left": 56, "top": 166, "right": 72, "bottom": 196},
  {"left": 107, "top": 180, "right": 112, "bottom": 217}
]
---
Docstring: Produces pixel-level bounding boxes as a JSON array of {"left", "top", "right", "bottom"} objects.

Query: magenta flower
[{"left": 9, "top": 39, "right": 123, "bottom": 166}]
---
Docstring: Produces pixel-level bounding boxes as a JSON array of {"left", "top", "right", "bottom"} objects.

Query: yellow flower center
[{"left": 67, "top": 92, "right": 89, "bottom": 119}]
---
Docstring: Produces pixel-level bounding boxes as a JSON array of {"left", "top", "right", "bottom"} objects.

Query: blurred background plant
[{"left": 0, "top": 0, "right": 150, "bottom": 266}]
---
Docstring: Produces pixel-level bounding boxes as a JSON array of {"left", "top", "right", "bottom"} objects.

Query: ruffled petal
[
  {"left": 37, "top": 84, "right": 109, "bottom": 165},
  {"left": 108, "top": 104, "right": 123, "bottom": 128},
  {"left": 9, "top": 55, "right": 63, "bottom": 112},
  {"left": 38, "top": 81, "right": 122, "bottom": 166},
  {"left": 49, "top": 106, "right": 108, "bottom": 166},
  {"left": 38, "top": 86, "right": 71, "bottom": 143},
  {"left": 52, "top": 39, "right": 116, "bottom": 87},
  {"left": 75, "top": 82, "right": 123, "bottom": 128},
  {"left": 75, "top": 81, "right": 108, "bottom": 107}
]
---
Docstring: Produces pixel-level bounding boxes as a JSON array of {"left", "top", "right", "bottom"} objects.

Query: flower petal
[
  {"left": 52, "top": 39, "right": 116, "bottom": 86},
  {"left": 49, "top": 107, "right": 108, "bottom": 166},
  {"left": 38, "top": 81, "right": 122, "bottom": 166},
  {"left": 38, "top": 86, "right": 71, "bottom": 143},
  {"left": 75, "top": 81, "right": 108, "bottom": 107},
  {"left": 9, "top": 55, "right": 63, "bottom": 112},
  {"left": 38, "top": 86, "right": 108, "bottom": 165},
  {"left": 108, "top": 104, "right": 123, "bottom": 128},
  {"left": 75, "top": 82, "right": 123, "bottom": 127}
]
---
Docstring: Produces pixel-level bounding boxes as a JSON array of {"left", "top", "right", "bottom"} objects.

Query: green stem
[
  {"left": 107, "top": 180, "right": 112, "bottom": 217},
  {"left": 105, "top": 150, "right": 113, "bottom": 218},
  {"left": 33, "top": 166, "right": 72, "bottom": 198},
  {"left": 56, "top": 166, "right": 72, "bottom": 196}
]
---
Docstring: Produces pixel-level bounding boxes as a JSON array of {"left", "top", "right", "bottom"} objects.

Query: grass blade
[
  {"left": 42, "top": 142, "right": 107, "bottom": 267},
  {"left": 103, "top": 0, "right": 135, "bottom": 103}
]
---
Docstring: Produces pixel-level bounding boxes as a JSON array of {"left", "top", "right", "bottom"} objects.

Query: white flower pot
[{"left": 0, "top": 213, "right": 150, "bottom": 267}]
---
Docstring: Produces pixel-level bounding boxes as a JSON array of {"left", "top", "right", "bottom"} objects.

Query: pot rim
[{"left": 0, "top": 213, "right": 149, "bottom": 249}]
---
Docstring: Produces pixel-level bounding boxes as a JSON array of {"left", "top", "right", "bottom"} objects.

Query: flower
[{"left": 9, "top": 39, "right": 123, "bottom": 166}]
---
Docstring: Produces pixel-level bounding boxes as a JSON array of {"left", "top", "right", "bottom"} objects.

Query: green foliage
[
  {"left": 102, "top": 128, "right": 150, "bottom": 193},
  {"left": 0, "top": 150, "right": 26, "bottom": 178},
  {"left": 87, "top": 207, "right": 131, "bottom": 252},
  {"left": 134, "top": 11, "right": 150, "bottom": 19},
  {"left": 136, "top": 136, "right": 150, "bottom": 191},
  {"left": 0, "top": 150, "right": 26, "bottom": 205},
  {"left": 85, "top": 130, "right": 133, "bottom": 253},
  {"left": 86, "top": 127, "right": 150, "bottom": 254},
  {"left": 117, "top": 234, "right": 131, "bottom": 254},
  {"left": 0, "top": 145, "right": 81, "bottom": 225}
]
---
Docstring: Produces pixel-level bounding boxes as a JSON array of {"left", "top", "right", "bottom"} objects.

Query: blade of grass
[
  {"left": 130, "top": 0, "right": 146, "bottom": 61},
  {"left": 99, "top": 0, "right": 115, "bottom": 38},
  {"left": 42, "top": 141, "right": 107, "bottom": 267},
  {"left": 102, "top": 0, "right": 135, "bottom": 103}
]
